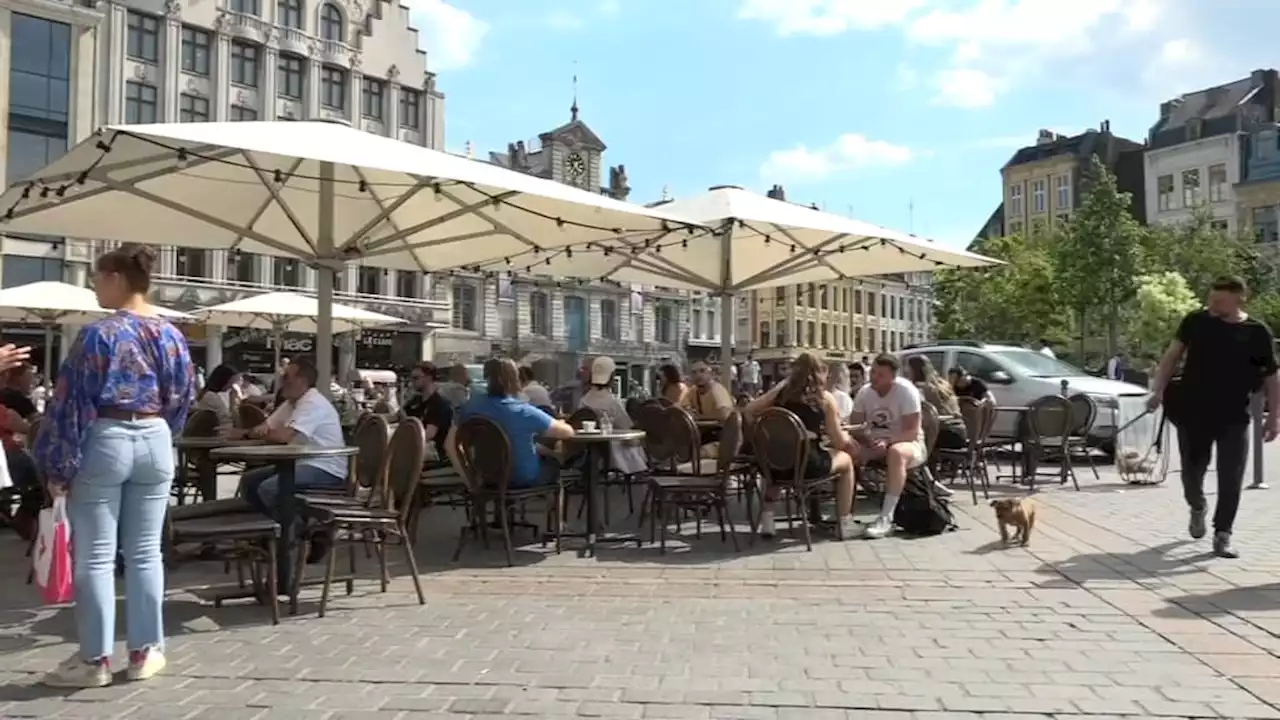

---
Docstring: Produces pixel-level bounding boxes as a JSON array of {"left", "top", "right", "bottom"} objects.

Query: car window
[
  {"left": 954, "top": 351, "right": 1006, "bottom": 382},
  {"left": 921, "top": 351, "right": 946, "bottom": 375}
]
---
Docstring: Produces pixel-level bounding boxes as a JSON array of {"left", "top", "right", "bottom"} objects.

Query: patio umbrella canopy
[
  {"left": 0, "top": 280, "right": 192, "bottom": 375},
  {"left": 192, "top": 291, "right": 405, "bottom": 371},
  {"left": 464, "top": 185, "right": 1002, "bottom": 387},
  {"left": 0, "top": 121, "right": 703, "bottom": 391},
  {"left": 468, "top": 186, "right": 999, "bottom": 293}
]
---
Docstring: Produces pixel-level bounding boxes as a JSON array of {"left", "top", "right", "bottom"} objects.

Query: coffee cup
[{"left": 581, "top": 420, "right": 598, "bottom": 432}]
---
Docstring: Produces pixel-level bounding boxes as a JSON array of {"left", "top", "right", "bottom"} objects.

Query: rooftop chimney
[
  {"left": 1100, "top": 119, "right": 1111, "bottom": 133},
  {"left": 766, "top": 184, "right": 786, "bottom": 201},
  {"left": 1036, "top": 129, "right": 1055, "bottom": 145}
]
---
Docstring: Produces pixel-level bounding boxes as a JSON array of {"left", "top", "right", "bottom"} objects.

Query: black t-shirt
[
  {"left": 1178, "top": 309, "right": 1277, "bottom": 424},
  {"left": 0, "top": 388, "right": 37, "bottom": 419},
  {"left": 403, "top": 390, "right": 453, "bottom": 456},
  {"left": 955, "top": 377, "right": 989, "bottom": 402}
]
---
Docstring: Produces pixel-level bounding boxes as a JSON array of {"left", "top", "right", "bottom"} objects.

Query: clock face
[{"left": 565, "top": 152, "right": 586, "bottom": 180}]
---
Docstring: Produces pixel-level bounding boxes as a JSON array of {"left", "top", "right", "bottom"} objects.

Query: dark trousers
[{"left": 1177, "top": 421, "right": 1249, "bottom": 534}]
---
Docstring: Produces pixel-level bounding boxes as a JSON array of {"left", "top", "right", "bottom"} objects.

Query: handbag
[
  {"left": 1162, "top": 376, "right": 1187, "bottom": 428},
  {"left": 33, "top": 495, "right": 74, "bottom": 604}
]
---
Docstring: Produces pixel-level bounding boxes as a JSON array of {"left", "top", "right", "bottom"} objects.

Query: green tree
[
  {"left": 1052, "top": 155, "right": 1147, "bottom": 356},
  {"left": 934, "top": 231, "right": 1067, "bottom": 342},
  {"left": 1143, "top": 209, "right": 1257, "bottom": 296},
  {"left": 1123, "top": 272, "right": 1198, "bottom": 360}
]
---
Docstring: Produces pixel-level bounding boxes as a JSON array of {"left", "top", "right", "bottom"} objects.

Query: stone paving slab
[{"left": 3, "top": 449, "right": 1280, "bottom": 719}]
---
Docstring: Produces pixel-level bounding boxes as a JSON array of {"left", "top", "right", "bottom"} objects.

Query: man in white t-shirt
[
  {"left": 850, "top": 354, "right": 927, "bottom": 539},
  {"left": 233, "top": 359, "right": 348, "bottom": 528}
]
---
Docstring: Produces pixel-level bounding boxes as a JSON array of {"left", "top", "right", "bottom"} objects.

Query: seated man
[
  {"left": 679, "top": 360, "right": 734, "bottom": 455},
  {"left": 231, "top": 359, "right": 348, "bottom": 520},
  {"left": 0, "top": 364, "right": 42, "bottom": 538},
  {"left": 847, "top": 354, "right": 928, "bottom": 540},
  {"left": 446, "top": 357, "right": 576, "bottom": 489}
]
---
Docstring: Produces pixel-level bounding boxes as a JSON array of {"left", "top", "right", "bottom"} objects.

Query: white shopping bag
[{"left": 0, "top": 444, "right": 11, "bottom": 490}]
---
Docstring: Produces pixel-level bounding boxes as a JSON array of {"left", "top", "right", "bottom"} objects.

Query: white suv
[{"left": 898, "top": 341, "right": 1149, "bottom": 455}]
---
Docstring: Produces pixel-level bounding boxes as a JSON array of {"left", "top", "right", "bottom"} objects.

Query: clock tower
[{"left": 542, "top": 99, "right": 607, "bottom": 190}]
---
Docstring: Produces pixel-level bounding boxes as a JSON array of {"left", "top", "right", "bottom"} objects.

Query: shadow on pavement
[
  {"left": 1033, "top": 540, "right": 1211, "bottom": 586},
  {"left": 1155, "top": 583, "right": 1280, "bottom": 619}
]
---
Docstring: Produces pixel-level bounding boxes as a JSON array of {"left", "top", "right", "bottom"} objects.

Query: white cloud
[
  {"left": 738, "top": 0, "right": 927, "bottom": 36},
  {"left": 736, "top": 0, "right": 1175, "bottom": 108},
  {"left": 760, "top": 134, "right": 915, "bottom": 182},
  {"left": 599, "top": 0, "right": 621, "bottom": 15},
  {"left": 407, "top": 0, "right": 489, "bottom": 70}
]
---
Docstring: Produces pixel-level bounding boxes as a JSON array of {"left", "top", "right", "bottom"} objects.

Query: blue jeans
[
  {"left": 68, "top": 418, "right": 174, "bottom": 661},
  {"left": 240, "top": 463, "right": 346, "bottom": 519}
]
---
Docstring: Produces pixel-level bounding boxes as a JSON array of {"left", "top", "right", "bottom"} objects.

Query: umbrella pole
[
  {"left": 315, "top": 162, "right": 336, "bottom": 399},
  {"left": 718, "top": 220, "right": 735, "bottom": 394},
  {"left": 273, "top": 325, "right": 283, "bottom": 374},
  {"left": 43, "top": 324, "right": 54, "bottom": 379}
]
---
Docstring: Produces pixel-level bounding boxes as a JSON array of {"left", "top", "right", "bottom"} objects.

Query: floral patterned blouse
[{"left": 35, "top": 311, "right": 197, "bottom": 485}]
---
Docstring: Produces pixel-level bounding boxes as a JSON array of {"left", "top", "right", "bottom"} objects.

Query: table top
[
  {"left": 566, "top": 429, "right": 646, "bottom": 443},
  {"left": 174, "top": 437, "right": 266, "bottom": 450},
  {"left": 995, "top": 406, "right": 1029, "bottom": 413},
  {"left": 209, "top": 444, "right": 361, "bottom": 461},
  {"left": 695, "top": 419, "right": 721, "bottom": 427}
]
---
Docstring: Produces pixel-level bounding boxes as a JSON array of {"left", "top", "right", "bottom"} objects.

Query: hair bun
[{"left": 123, "top": 244, "right": 157, "bottom": 274}]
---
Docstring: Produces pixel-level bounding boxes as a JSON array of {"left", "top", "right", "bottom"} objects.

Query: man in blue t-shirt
[{"left": 448, "top": 358, "right": 576, "bottom": 488}]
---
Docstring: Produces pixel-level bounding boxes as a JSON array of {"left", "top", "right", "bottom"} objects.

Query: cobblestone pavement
[{"left": 4, "top": 444, "right": 1280, "bottom": 719}]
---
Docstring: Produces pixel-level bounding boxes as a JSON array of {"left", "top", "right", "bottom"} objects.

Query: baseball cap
[{"left": 590, "top": 356, "right": 616, "bottom": 385}]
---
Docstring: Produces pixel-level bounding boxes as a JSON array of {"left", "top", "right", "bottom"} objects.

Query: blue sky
[{"left": 409, "top": 0, "right": 1280, "bottom": 247}]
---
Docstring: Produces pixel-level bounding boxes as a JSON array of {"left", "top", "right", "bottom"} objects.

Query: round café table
[
  {"left": 210, "top": 443, "right": 359, "bottom": 593},
  {"left": 173, "top": 436, "right": 266, "bottom": 504},
  {"left": 563, "top": 429, "right": 645, "bottom": 558}
]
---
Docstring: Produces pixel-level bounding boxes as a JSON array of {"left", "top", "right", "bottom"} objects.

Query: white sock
[{"left": 881, "top": 492, "right": 901, "bottom": 519}]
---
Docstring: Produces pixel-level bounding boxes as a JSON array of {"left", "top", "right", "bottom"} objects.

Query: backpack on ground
[{"left": 893, "top": 468, "right": 956, "bottom": 536}]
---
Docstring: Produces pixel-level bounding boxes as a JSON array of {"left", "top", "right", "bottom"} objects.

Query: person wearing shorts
[{"left": 848, "top": 354, "right": 927, "bottom": 539}]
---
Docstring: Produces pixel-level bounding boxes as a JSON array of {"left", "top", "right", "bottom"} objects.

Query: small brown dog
[{"left": 990, "top": 498, "right": 1036, "bottom": 546}]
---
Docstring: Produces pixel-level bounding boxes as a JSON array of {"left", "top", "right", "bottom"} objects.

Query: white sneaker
[
  {"left": 862, "top": 515, "right": 894, "bottom": 540},
  {"left": 836, "top": 515, "right": 861, "bottom": 540},
  {"left": 932, "top": 481, "right": 954, "bottom": 498},
  {"left": 1249, "top": 481, "right": 1270, "bottom": 490},
  {"left": 42, "top": 655, "right": 112, "bottom": 688},
  {"left": 127, "top": 647, "right": 166, "bottom": 682},
  {"left": 758, "top": 510, "right": 776, "bottom": 538}
]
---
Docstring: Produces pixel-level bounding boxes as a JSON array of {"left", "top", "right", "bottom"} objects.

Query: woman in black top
[{"left": 746, "top": 352, "right": 860, "bottom": 540}]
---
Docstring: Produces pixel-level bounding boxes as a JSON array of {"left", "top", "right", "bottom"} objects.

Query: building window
[
  {"left": 273, "top": 258, "right": 300, "bottom": 286},
  {"left": 655, "top": 305, "right": 673, "bottom": 343},
  {"left": 601, "top": 298, "right": 619, "bottom": 340},
  {"left": 1208, "top": 164, "right": 1228, "bottom": 203},
  {"left": 7, "top": 13, "right": 71, "bottom": 184},
  {"left": 853, "top": 291, "right": 862, "bottom": 314},
  {"left": 1031, "top": 179, "right": 1046, "bottom": 213},
  {"left": 774, "top": 286, "right": 786, "bottom": 307},
  {"left": 867, "top": 292, "right": 877, "bottom": 316},
  {"left": 277, "top": 54, "right": 305, "bottom": 99},
  {"left": 854, "top": 327, "right": 862, "bottom": 351},
  {"left": 1, "top": 256, "right": 62, "bottom": 288},
  {"left": 819, "top": 324, "right": 828, "bottom": 348},
  {"left": 1007, "top": 220, "right": 1024, "bottom": 235},
  {"left": 452, "top": 283, "right": 477, "bottom": 331},
  {"left": 1157, "top": 174, "right": 1174, "bottom": 210},
  {"left": 1055, "top": 174, "right": 1070, "bottom": 209},
  {"left": 1211, "top": 220, "right": 1230, "bottom": 234},
  {"left": 124, "top": 81, "right": 157, "bottom": 124},
  {"left": 399, "top": 88, "right": 420, "bottom": 129},
  {"left": 690, "top": 308, "right": 702, "bottom": 339},
  {"left": 759, "top": 321, "right": 770, "bottom": 348},
  {"left": 181, "top": 27, "right": 211, "bottom": 76},
  {"left": 175, "top": 249, "right": 207, "bottom": 278},
  {"left": 320, "top": 66, "right": 346, "bottom": 110},
  {"left": 362, "top": 79, "right": 384, "bottom": 120},
  {"left": 126, "top": 12, "right": 160, "bottom": 62},
  {"left": 394, "top": 270, "right": 418, "bottom": 298},
  {"left": 529, "top": 291, "right": 550, "bottom": 336},
  {"left": 355, "top": 266, "right": 379, "bottom": 294},
  {"left": 231, "top": 252, "right": 257, "bottom": 283},
  {"left": 231, "top": 0, "right": 260, "bottom": 14},
  {"left": 1182, "top": 169, "right": 1202, "bottom": 207},
  {"left": 319, "top": 3, "right": 344, "bottom": 41},
  {"left": 806, "top": 321, "right": 815, "bottom": 347},
  {"left": 774, "top": 319, "right": 786, "bottom": 345},
  {"left": 231, "top": 41, "right": 260, "bottom": 87},
  {"left": 1254, "top": 207, "right": 1278, "bottom": 245},
  {"left": 1008, "top": 184, "right": 1023, "bottom": 216},
  {"left": 230, "top": 105, "right": 258, "bottom": 121},
  {"left": 277, "top": 0, "right": 302, "bottom": 28},
  {"left": 841, "top": 325, "right": 848, "bottom": 349},
  {"left": 178, "top": 93, "right": 208, "bottom": 122}
]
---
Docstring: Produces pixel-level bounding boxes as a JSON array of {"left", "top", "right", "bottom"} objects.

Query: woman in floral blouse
[{"left": 36, "top": 245, "right": 196, "bottom": 689}]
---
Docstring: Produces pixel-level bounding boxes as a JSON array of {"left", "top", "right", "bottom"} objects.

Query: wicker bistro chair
[
  {"left": 936, "top": 397, "right": 993, "bottom": 504},
  {"left": 294, "top": 418, "right": 428, "bottom": 618},
  {"left": 633, "top": 400, "right": 676, "bottom": 472},
  {"left": 299, "top": 414, "right": 389, "bottom": 504},
  {"left": 1066, "top": 393, "right": 1102, "bottom": 481},
  {"left": 642, "top": 409, "right": 742, "bottom": 553},
  {"left": 173, "top": 409, "right": 221, "bottom": 505},
  {"left": 1024, "top": 394, "right": 1078, "bottom": 491},
  {"left": 452, "top": 416, "right": 565, "bottom": 566},
  {"left": 750, "top": 407, "right": 836, "bottom": 551}
]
